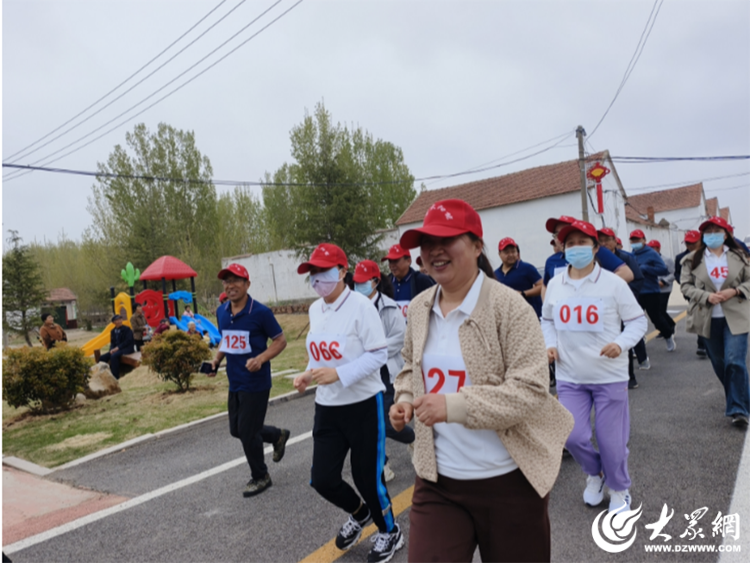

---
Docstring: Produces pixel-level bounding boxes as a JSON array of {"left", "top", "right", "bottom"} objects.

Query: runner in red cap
[
  {"left": 294, "top": 244, "right": 404, "bottom": 561},
  {"left": 628, "top": 230, "right": 676, "bottom": 353},
  {"left": 646, "top": 240, "right": 678, "bottom": 343},
  {"left": 675, "top": 230, "right": 706, "bottom": 358},
  {"left": 208, "top": 263, "right": 291, "bottom": 498},
  {"left": 681, "top": 218, "right": 750, "bottom": 427},
  {"left": 381, "top": 244, "right": 435, "bottom": 320},
  {"left": 494, "top": 237, "right": 543, "bottom": 318},
  {"left": 353, "top": 259, "right": 413, "bottom": 482},
  {"left": 543, "top": 220, "right": 647, "bottom": 513},
  {"left": 392, "top": 199, "right": 573, "bottom": 562}
]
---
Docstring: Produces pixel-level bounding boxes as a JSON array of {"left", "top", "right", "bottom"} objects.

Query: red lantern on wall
[{"left": 586, "top": 161, "right": 610, "bottom": 214}]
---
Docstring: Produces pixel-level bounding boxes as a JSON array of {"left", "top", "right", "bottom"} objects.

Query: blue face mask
[
  {"left": 565, "top": 246, "right": 594, "bottom": 269},
  {"left": 631, "top": 242, "right": 643, "bottom": 251},
  {"left": 354, "top": 281, "right": 374, "bottom": 297},
  {"left": 703, "top": 233, "right": 725, "bottom": 249}
]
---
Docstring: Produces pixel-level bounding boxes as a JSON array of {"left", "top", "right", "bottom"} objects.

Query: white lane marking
[{"left": 4, "top": 430, "right": 313, "bottom": 555}]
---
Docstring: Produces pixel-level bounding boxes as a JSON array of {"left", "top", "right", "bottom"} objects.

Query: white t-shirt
[
  {"left": 423, "top": 272, "right": 518, "bottom": 480},
  {"left": 704, "top": 247, "right": 729, "bottom": 319},
  {"left": 306, "top": 287, "right": 387, "bottom": 406},
  {"left": 542, "top": 263, "right": 647, "bottom": 384}
]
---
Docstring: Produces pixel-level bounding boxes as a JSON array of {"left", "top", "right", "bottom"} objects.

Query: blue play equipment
[{"left": 168, "top": 292, "right": 221, "bottom": 346}]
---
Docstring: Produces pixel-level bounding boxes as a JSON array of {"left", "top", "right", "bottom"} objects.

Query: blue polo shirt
[
  {"left": 494, "top": 260, "right": 543, "bottom": 317},
  {"left": 391, "top": 270, "right": 414, "bottom": 302},
  {"left": 543, "top": 246, "right": 625, "bottom": 285},
  {"left": 217, "top": 296, "right": 283, "bottom": 393}
]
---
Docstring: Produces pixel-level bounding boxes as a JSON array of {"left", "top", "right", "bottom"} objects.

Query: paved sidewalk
[{"left": 3, "top": 466, "right": 128, "bottom": 545}]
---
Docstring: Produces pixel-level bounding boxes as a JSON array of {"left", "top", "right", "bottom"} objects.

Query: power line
[
  {"left": 627, "top": 171, "right": 750, "bottom": 192},
  {"left": 609, "top": 155, "right": 750, "bottom": 163},
  {"left": 3, "top": 0, "right": 294, "bottom": 183},
  {"left": 3, "top": 0, "right": 233, "bottom": 163},
  {"left": 588, "top": 0, "right": 664, "bottom": 140}
]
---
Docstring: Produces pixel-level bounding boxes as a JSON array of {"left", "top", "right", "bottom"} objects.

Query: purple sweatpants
[{"left": 557, "top": 380, "right": 631, "bottom": 492}]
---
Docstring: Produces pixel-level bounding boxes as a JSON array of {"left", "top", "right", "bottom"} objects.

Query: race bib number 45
[
  {"left": 422, "top": 353, "right": 471, "bottom": 394},
  {"left": 219, "top": 330, "right": 252, "bottom": 354},
  {"left": 553, "top": 297, "right": 604, "bottom": 332}
]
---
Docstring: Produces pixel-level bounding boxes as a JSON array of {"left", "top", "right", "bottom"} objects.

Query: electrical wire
[
  {"left": 588, "top": 0, "right": 664, "bottom": 140},
  {"left": 626, "top": 171, "right": 750, "bottom": 192},
  {"left": 3, "top": 0, "right": 294, "bottom": 183},
  {"left": 3, "top": 0, "right": 233, "bottom": 164},
  {"left": 609, "top": 155, "right": 750, "bottom": 163}
]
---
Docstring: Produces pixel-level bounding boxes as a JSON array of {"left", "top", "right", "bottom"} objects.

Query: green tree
[
  {"left": 3, "top": 231, "right": 48, "bottom": 346},
  {"left": 262, "top": 102, "right": 416, "bottom": 261},
  {"left": 215, "top": 185, "right": 269, "bottom": 259}
]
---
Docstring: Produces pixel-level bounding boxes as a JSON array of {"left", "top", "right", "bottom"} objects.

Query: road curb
[{"left": 3, "top": 386, "right": 317, "bottom": 475}]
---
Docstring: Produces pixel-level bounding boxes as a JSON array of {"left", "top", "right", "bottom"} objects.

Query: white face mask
[{"left": 310, "top": 267, "right": 342, "bottom": 297}]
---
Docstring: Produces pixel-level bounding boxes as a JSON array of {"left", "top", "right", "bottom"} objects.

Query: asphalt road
[{"left": 8, "top": 314, "right": 749, "bottom": 563}]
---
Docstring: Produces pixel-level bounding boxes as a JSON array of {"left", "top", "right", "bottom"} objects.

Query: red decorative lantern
[{"left": 586, "top": 162, "right": 610, "bottom": 214}]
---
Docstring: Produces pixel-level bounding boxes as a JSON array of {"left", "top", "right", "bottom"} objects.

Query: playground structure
[{"left": 81, "top": 256, "right": 221, "bottom": 356}]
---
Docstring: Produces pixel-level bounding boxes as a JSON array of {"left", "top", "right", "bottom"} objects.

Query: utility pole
[{"left": 577, "top": 125, "right": 588, "bottom": 222}]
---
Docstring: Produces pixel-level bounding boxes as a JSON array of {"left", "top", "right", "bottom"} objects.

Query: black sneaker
[
  {"left": 273, "top": 429, "right": 291, "bottom": 462},
  {"left": 368, "top": 523, "right": 404, "bottom": 563},
  {"left": 243, "top": 474, "right": 272, "bottom": 497},
  {"left": 696, "top": 348, "right": 707, "bottom": 358},
  {"left": 628, "top": 378, "right": 639, "bottom": 390},
  {"left": 335, "top": 512, "right": 372, "bottom": 551},
  {"left": 732, "top": 415, "right": 749, "bottom": 427}
]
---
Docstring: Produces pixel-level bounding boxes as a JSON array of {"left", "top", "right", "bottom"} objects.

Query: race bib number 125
[
  {"left": 219, "top": 330, "right": 252, "bottom": 354},
  {"left": 553, "top": 297, "right": 604, "bottom": 332}
]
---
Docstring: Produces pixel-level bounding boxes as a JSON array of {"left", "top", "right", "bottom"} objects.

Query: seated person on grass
[
  {"left": 40, "top": 313, "right": 67, "bottom": 350},
  {"left": 99, "top": 315, "right": 135, "bottom": 380}
]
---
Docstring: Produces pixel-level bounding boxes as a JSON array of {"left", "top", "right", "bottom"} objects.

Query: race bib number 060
[
  {"left": 219, "top": 330, "right": 252, "bottom": 354},
  {"left": 553, "top": 297, "right": 604, "bottom": 332}
]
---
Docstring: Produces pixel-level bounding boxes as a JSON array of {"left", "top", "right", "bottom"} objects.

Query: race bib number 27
[
  {"left": 553, "top": 297, "right": 604, "bottom": 332},
  {"left": 422, "top": 353, "right": 471, "bottom": 394}
]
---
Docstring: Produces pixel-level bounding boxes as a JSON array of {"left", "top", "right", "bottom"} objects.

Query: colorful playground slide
[
  {"left": 80, "top": 292, "right": 133, "bottom": 357},
  {"left": 169, "top": 314, "right": 221, "bottom": 346}
]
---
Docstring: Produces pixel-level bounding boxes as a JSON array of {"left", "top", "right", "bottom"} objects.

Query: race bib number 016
[
  {"left": 219, "top": 330, "right": 252, "bottom": 354},
  {"left": 306, "top": 333, "right": 347, "bottom": 367},
  {"left": 553, "top": 297, "right": 604, "bottom": 332},
  {"left": 421, "top": 353, "right": 471, "bottom": 394}
]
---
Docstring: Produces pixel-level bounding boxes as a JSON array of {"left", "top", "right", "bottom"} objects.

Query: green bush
[
  {"left": 3, "top": 343, "right": 93, "bottom": 413},
  {"left": 141, "top": 330, "right": 212, "bottom": 392}
]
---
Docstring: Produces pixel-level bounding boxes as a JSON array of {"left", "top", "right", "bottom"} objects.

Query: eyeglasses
[{"left": 222, "top": 277, "right": 246, "bottom": 286}]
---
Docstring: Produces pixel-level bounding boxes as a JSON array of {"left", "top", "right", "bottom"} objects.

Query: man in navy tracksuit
[
  {"left": 99, "top": 315, "right": 135, "bottom": 379},
  {"left": 629, "top": 229, "right": 675, "bottom": 352}
]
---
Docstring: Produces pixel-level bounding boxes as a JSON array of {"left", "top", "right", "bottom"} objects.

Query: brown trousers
[{"left": 409, "top": 470, "right": 550, "bottom": 563}]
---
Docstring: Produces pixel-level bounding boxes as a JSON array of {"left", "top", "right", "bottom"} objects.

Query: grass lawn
[{"left": 2, "top": 314, "right": 311, "bottom": 468}]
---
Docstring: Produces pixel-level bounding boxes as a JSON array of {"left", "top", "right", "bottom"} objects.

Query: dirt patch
[{"left": 45, "top": 432, "right": 113, "bottom": 451}]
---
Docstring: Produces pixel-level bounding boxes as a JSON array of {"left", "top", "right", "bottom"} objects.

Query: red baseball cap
[
  {"left": 616, "top": 237, "right": 623, "bottom": 246},
  {"left": 219, "top": 292, "right": 228, "bottom": 302},
  {"left": 545, "top": 215, "right": 577, "bottom": 234},
  {"left": 382, "top": 244, "right": 411, "bottom": 262},
  {"left": 353, "top": 260, "right": 382, "bottom": 283},
  {"left": 498, "top": 237, "right": 518, "bottom": 251},
  {"left": 400, "top": 199, "right": 483, "bottom": 249},
  {"left": 416, "top": 256, "right": 423, "bottom": 266},
  {"left": 646, "top": 240, "right": 661, "bottom": 249},
  {"left": 684, "top": 230, "right": 701, "bottom": 244},
  {"left": 297, "top": 243, "right": 348, "bottom": 274},
  {"left": 699, "top": 216, "right": 734, "bottom": 235},
  {"left": 218, "top": 263, "right": 249, "bottom": 280},
  {"left": 558, "top": 220, "right": 599, "bottom": 244},
  {"left": 629, "top": 229, "right": 646, "bottom": 240},
  {"left": 598, "top": 227, "right": 616, "bottom": 238}
]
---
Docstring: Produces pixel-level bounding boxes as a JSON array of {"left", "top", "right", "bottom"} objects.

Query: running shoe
[
  {"left": 335, "top": 511, "right": 372, "bottom": 551},
  {"left": 628, "top": 378, "right": 639, "bottom": 390},
  {"left": 638, "top": 358, "right": 651, "bottom": 370},
  {"left": 665, "top": 336, "right": 676, "bottom": 352},
  {"left": 696, "top": 347, "right": 707, "bottom": 358},
  {"left": 731, "top": 414, "right": 749, "bottom": 427},
  {"left": 368, "top": 523, "right": 404, "bottom": 563},
  {"left": 273, "top": 429, "right": 291, "bottom": 462},
  {"left": 584, "top": 474, "right": 605, "bottom": 506},
  {"left": 383, "top": 463, "right": 395, "bottom": 482},
  {"left": 243, "top": 474, "right": 272, "bottom": 497},
  {"left": 609, "top": 489, "right": 631, "bottom": 513}
]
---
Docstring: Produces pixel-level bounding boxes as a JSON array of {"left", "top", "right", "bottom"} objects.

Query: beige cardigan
[
  {"left": 394, "top": 273, "right": 574, "bottom": 498},
  {"left": 680, "top": 249, "right": 750, "bottom": 338}
]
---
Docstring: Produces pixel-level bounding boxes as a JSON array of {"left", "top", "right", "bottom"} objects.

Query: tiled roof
[
  {"left": 706, "top": 197, "right": 718, "bottom": 217},
  {"left": 627, "top": 183, "right": 703, "bottom": 215},
  {"left": 46, "top": 287, "right": 77, "bottom": 302},
  {"left": 624, "top": 203, "right": 655, "bottom": 226},
  {"left": 396, "top": 152, "right": 607, "bottom": 225},
  {"left": 720, "top": 207, "right": 730, "bottom": 221}
]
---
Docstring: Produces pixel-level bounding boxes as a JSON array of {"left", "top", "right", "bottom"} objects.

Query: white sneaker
[
  {"left": 383, "top": 463, "right": 395, "bottom": 482},
  {"left": 583, "top": 474, "right": 605, "bottom": 506},
  {"left": 666, "top": 336, "right": 676, "bottom": 352},
  {"left": 609, "top": 489, "right": 631, "bottom": 513},
  {"left": 638, "top": 358, "right": 651, "bottom": 370}
]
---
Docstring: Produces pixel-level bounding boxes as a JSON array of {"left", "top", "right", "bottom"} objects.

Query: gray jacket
[
  {"left": 374, "top": 292, "right": 406, "bottom": 382},
  {"left": 658, "top": 256, "right": 675, "bottom": 294},
  {"left": 680, "top": 249, "right": 750, "bottom": 338}
]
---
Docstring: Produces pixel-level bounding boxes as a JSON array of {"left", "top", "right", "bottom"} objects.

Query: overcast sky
[{"left": 3, "top": 0, "right": 749, "bottom": 250}]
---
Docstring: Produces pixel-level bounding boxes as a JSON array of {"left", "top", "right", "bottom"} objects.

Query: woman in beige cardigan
[
  {"left": 680, "top": 216, "right": 750, "bottom": 426},
  {"left": 389, "top": 199, "right": 573, "bottom": 563}
]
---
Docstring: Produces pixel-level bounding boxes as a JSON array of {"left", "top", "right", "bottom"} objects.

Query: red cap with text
[
  {"left": 217, "top": 263, "right": 249, "bottom": 281},
  {"left": 297, "top": 243, "right": 348, "bottom": 274},
  {"left": 598, "top": 227, "right": 616, "bottom": 238},
  {"left": 646, "top": 240, "right": 661, "bottom": 249},
  {"left": 699, "top": 216, "right": 734, "bottom": 235},
  {"left": 684, "top": 230, "right": 701, "bottom": 244},
  {"left": 557, "top": 220, "right": 599, "bottom": 244},
  {"left": 353, "top": 260, "right": 382, "bottom": 283},
  {"left": 545, "top": 215, "right": 577, "bottom": 234},
  {"left": 400, "top": 199, "right": 483, "bottom": 249},
  {"left": 629, "top": 229, "right": 646, "bottom": 240},
  {"left": 382, "top": 244, "right": 411, "bottom": 262},
  {"left": 498, "top": 237, "right": 518, "bottom": 251},
  {"left": 616, "top": 237, "right": 623, "bottom": 246}
]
